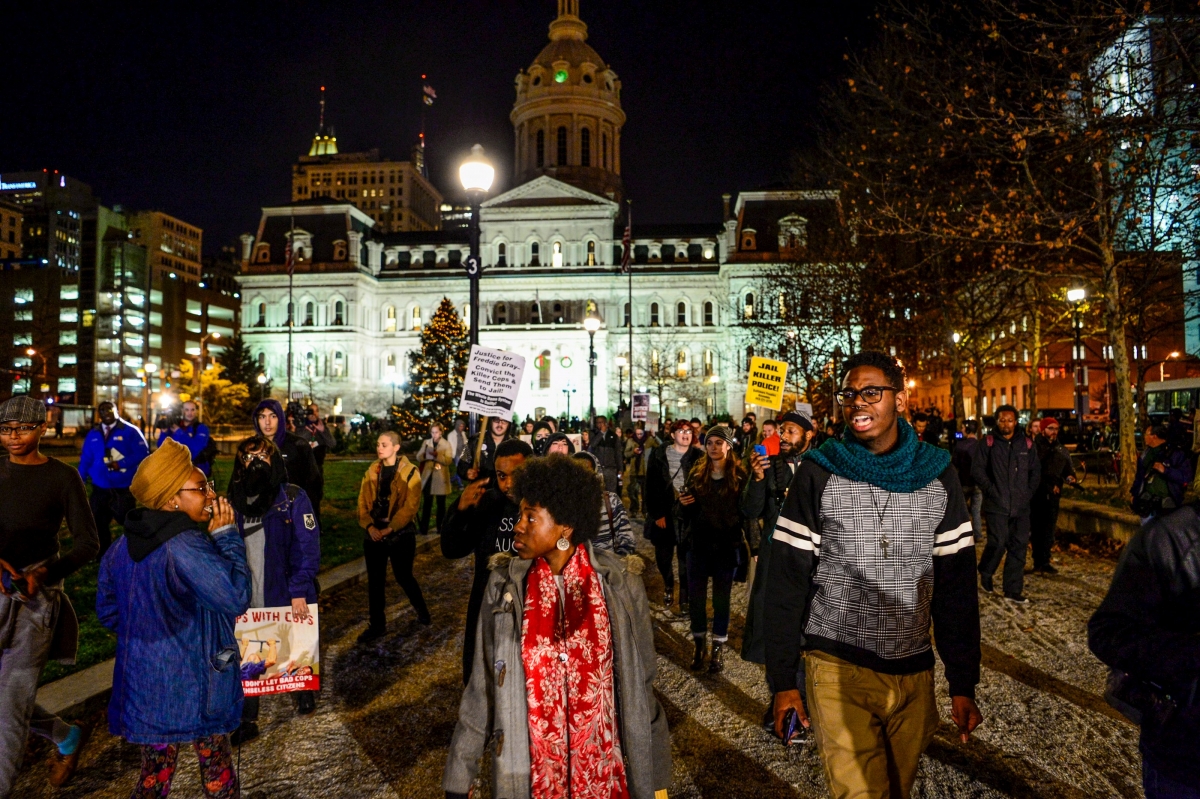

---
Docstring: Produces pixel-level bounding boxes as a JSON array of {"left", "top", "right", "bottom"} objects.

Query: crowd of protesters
[{"left": 4, "top": 345, "right": 1200, "bottom": 798}]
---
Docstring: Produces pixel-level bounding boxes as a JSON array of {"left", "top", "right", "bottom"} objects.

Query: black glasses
[
  {"left": 179, "top": 481, "right": 216, "bottom": 495},
  {"left": 0, "top": 424, "right": 42, "bottom": 436},
  {"left": 835, "top": 386, "right": 900, "bottom": 406}
]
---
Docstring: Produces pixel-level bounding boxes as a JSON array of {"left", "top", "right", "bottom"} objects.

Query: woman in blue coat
[
  {"left": 97, "top": 438, "right": 249, "bottom": 799},
  {"left": 225, "top": 435, "right": 321, "bottom": 743}
]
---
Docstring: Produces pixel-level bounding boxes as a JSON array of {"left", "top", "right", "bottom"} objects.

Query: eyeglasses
[
  {"left": 179, "top": 481, "right": 216, "bottom": 495},
  {"left": 239, "top": 451, "right": 271, "bottom": 465},
  {"left": 0, "top": 424, "right": 42, "bottom": 436},
  {"left": 834, "top": 386, "right": 900, "bottom": 406}
]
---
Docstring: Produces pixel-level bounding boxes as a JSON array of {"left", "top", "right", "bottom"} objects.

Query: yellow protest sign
[{"left": 746, "top": 356, "right": 788, "bottom": 411}]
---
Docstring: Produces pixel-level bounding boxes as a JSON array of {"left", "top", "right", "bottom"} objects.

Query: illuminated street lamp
[
  {"left": 459, "top": 144, "right": 495, "bottom": 435},
  {"left": 584, "top": 312, "right": 602, "bottom": 427},
  {"left": 256, "top": 373, "right": 268, "bottom": 402},
  {"left": 196, "top": 333, "right": 221, "bottom": 423},
  {"left": 1068, "top": 288, "right": 1086, "bottom": 424},
  {"left": 614, "top": 355, "right": 628, "bottom": 409}
]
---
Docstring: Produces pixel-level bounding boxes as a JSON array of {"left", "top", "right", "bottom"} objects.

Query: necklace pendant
[{"left": 879, "top": 533, "right": 891, "bottom": 560}]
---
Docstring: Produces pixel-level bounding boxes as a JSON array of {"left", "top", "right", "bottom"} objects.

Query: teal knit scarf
[{"left": 803, "top": 418, "right": 950, "bottom": 493}]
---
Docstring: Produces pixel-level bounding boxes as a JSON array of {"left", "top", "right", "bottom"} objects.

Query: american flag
[
  {"left": 620, "top": 207, "right": 632, "bottom": 273},
  {"left": 285, "top": 238, "right": 294, "bottom": 275}
]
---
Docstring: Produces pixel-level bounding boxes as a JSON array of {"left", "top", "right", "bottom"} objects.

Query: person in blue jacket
[
  {"left": 157, "top": 400, "right": 214, "bottom": 476},
  {"left": 79, "top": 401, "right": 150, "bottom": 555},
  {"left": 96, "top": 437, "right": 249, "bottom": 799},
  {"left": 225, "top": 435, "right": 320, "bottom": 744}
]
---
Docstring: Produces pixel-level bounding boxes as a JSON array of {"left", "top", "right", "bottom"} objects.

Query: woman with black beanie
[{"left": 226, "top": 435, "right": 321, "bottom": 743}]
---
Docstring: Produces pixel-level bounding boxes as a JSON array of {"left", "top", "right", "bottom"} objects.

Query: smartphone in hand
[
  {"left": 754, "top": 445, "right": 768, "bottom": 457},
  {"left": 782, "top": 708, "right": 801, "bottom": 747}
]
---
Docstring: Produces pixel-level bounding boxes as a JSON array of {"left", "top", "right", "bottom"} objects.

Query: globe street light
[
  {"left": 1068, "top": 288, "right": 1086, "bottom": 425},
  {"left": 614, "top": 355, "right": 628, "bottom": 410},
  {"left": 460, "top": 144, "right": 495, "bottom": 436},
  {"left": 256, "top": 373, "right": 268, "bottom": 402},
  {"left": 584, "top": 312, "right": 602, "bottom": 427}
]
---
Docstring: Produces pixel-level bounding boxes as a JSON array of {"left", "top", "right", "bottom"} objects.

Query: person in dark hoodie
[
  {"left": 97, "top": 438, "right": 249, "bottom": 799},
  {"left": 440, "top": 438, "right": 532, "bottom": 683},
  {"left": 226, "top": 436, "right": 321, "bottom": 744},
  {"left": 252, "top": 399, "right": 322, "bottom": 522},
  {"left": 456, "top": 416, "right": 516, "bottom": 485}
]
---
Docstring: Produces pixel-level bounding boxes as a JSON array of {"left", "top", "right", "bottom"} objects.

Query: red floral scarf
[{"left": 522, "top": 546, "right": 630, "bottom": 799}]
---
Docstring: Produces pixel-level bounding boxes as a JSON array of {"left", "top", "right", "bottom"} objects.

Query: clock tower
[{"left": 510, "top": 0, "right": 625, "bottom": 202}]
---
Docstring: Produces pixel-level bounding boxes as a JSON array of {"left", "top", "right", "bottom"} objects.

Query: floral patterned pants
[{"left": 132, "top": 733, "right": 238, "bottom": 798}]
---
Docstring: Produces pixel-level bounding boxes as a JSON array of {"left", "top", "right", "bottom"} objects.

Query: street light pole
[
  {"left": 615, "top": 355, "right": 627, "bottom": 410},
  {"left": 584, "top": 311, "right": 601, "bottom": 428},
  {"left": 256, "top": 373, "right": 267, "bottom": 402},
  {"left": 196, "top": 332, "right": 221, "bottom": 424},
  {"left": 459, "top": 144, "right": 495, "bottom": 437},
  {"left": 1067, "top": 288, "right": 1086, "bottom": 428}
]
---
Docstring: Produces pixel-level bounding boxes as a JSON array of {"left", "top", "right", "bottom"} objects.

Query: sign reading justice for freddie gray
[
  {"left": 745, "top": 356, "right": 788, "bottom": 411},
  {"left": 459, "top": 345, "right": 527, "bottom": 416}
]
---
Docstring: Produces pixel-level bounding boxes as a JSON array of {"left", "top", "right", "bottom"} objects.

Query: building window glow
[{"left": 553, "top": 241, "right": 563, "bottom": 268}]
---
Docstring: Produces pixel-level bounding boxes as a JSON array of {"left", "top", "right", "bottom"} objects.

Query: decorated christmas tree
[{"left": 391, "top": 297, "right": 470, "bottom": 439}]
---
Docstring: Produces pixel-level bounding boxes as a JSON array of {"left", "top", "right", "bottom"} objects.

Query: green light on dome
[{"left": 554, "top": 70, "right": 568, "bottom": 83}]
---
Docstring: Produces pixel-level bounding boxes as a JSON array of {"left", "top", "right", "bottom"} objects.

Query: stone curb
[{"left": 35, "top": 533, "right": 440, "bottom": 718}]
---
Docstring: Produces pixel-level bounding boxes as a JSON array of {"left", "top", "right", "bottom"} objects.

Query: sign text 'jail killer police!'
[{"left": 745, "top": 356, "right": 788, "bottom": 411}]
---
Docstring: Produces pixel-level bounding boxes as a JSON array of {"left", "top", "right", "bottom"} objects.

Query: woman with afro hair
[{"left": 443, "top": 454, "right": 671, "bottom": 799}]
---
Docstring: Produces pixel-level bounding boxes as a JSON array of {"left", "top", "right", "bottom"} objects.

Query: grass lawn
[{"left": 39, "top": 454, "right": 416, "bottom": 685}]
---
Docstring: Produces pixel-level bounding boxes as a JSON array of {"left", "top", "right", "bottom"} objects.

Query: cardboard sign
[
  {"left": 746, "top": 357, "right": 788, "bottom": 411},
  {"left": 236, "top": 605, "right": 320, "bottom": 696},
  {"left": 459, "top": 346, "right": 527, "bottom": 416},
  {"left": 631, "top": 393, "right": 651, "bottom": 421}
]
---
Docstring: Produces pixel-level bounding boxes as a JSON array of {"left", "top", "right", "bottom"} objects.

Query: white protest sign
[
  {"left": 236, "top": 605, "right": 320, "bottom": 696},
  {"left": 459, "top": 346, "right": 527, "bottom": 416}
]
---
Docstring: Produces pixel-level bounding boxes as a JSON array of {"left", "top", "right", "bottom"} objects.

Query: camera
[{"left": 155, "top": 405, "right": 182, "bottom": 430}]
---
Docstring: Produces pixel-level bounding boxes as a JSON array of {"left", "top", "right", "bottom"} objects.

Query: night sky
[{"left": 5, "top": 1, "right": 876, "bottom": 254}]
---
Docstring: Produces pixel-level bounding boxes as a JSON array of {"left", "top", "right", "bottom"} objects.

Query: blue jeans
[
  {"left": 1144, "top": 758, "right": 1200, "bottom": 799},
  {"left": 687, "top": 550, "right": 735, "bottom": 642}
]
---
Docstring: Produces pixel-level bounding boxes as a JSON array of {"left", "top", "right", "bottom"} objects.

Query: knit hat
[
  {"left": 778, "top": 410, "right": 814, "bottom": 432},
  {"left": 131, "top": 438, "right": 197, "bottom": 509},
  {"left": 0, "top": 396, "right": 47, "bottom": 425},
  {"left": 1040, "top": 415, "right": 1059, "bottom": 429},
  {"left": 704, "top": 425, "right": 736, "bottom": 447}
]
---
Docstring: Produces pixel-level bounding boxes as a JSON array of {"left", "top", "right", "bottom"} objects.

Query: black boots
[
  {"left": 708, "top": 641, "right": 725, "bottom": 673},
  {"left": 664, "top": 588, "right": 674, "bottom": 608},
  {"left": 690, "top": 639, "right": 706, "bottom": 671}
]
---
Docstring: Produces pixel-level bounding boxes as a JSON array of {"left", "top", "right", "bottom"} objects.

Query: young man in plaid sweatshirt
[{"left": 765, "top": 351, "right": 983, "bottom": 799}]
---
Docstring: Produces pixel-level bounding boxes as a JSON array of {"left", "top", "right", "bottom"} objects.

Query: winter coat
[
  {"left": 970, "top": 431, "right": 1040, "bottom": 517},
  {"left": 951, "top": 437, "right": 978, "bottom": 490},
  {"left": 456, "top": 431, "right": 514, "bottom": 484},
  {"left": 416, "top": 437, "right": 455, "bottom": 495},
  {"left": 643, "top": 444, "right": 701, "bottom": 545},
  {"left": 623, "top": 433, "right": 658, "bottom": 477},
  {"left": 443, "top": 545, "right": 672, "bottom": 799},
  {"left": 357, "top": 457, "right": 421, "bottom": 533},
  {"left": 96, "top": 510, "right": 250, "bottom": 744},
  {"left": 252, "top": 399, "right": 323, "bottom": 507},
  {"left": 1089, "top": 504, "right": 1200, "bottom": 786},
  {"left": 79, "top": 419, "right": 150, "bottom": 490},
  {"left": 235, "top": 484, "right": 320, "bottom": 606},
  {"left": 1132, "top": 445, "right": 1193, "bottom": 513},
  {"left": 680, "top": 472, "right": 747, "bottom": 572},
  {"left": 157, "top": 422, "right": 213, "bottom": 476},
  {"left": 1034, "top": 435, "right": 1077, "bottom": 503}
]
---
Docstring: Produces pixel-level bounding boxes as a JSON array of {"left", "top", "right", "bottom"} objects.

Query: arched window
[
  {"left": 385, "top": 353, "right": 396, "bottom": 373},
  {"left": 587, "top": 240, "right": 596, "bottom": 266},
  {"left": 650, "top": 349, "right": 660, "bottom": 376},
  {"left": 255, "top": 302, "right": 266, "bottom": 327},
  {"left": 383, "top": 306, "right": 397, "bottom": 332},
  {"left": 552, "top": 302, "right": 564, "bottom": 323},
  {"left": 580, "top": 128, "right": 591, "bottom": 166},
  {"left": 538, "top": 349, "right": 552, "bottom": 389},
  {"left": 536, "top": 130, "right": 545, "bottom": 168},
  {"left": 332, "top": 350, "right": 345, "bottom": 377},
  {"left": 304, "top": 351, "right": 315, "bottom": 377},
  {"left": 676, "top": 301, "right": 687, "bottom": 326},
  {"left": 304, "top": 300, "right": 315, "bottom": 325},
  {"left": 495, "top": 302, "right": 507, "bottom": 325},
  {"left": 552, "top": 241, "right": 563, "bottom": 268},
  {"left": 530, "top": 242, "right": 540, "bottom": 266},
  {"left": 410, "top": 305, "right": 421, "bottom": 330},
  {"left": 650, "top": 302, "right": 660, "bottom": 327},
  {"left": 602, "top": 133, "right": 608, "bottom": 169},
  {"left": 497, "top": 242, "right": 507, "bottom": 267},
  {"left": 743, "top": 292, "right": 755, "bottom": 319},
  {"left": 704, "top": 350, "right": 714, "bottom": 377},
  {"left": 677, "top": 350, "right": 689, "bottom": 378},
  {"left": 333, "top": 300, "right": 344, "bottom": 326},
  {"left": 623, "top": 301, "right": 630, "bottom": 327},
  {"left": 557, "top": 126, "right": 568, "bottom": 165},
  {"left": 256, "top": 352, "right": 266, "bottom": 368},
  {"left": 287, "top": 301, "right": 294, "bottom": 326},
  {"left": 531, "top": 301, "right": 542, "bottom": 324},
  {"left": 704, "top": 301, "right": 714, "bottom": 326}
]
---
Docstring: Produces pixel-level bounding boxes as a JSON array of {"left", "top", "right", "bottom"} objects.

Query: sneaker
[
  {"left": 229, "top": 721, "right": 259, "bottom": 746},
  {"left": 1005, "top": 594, "right": 1030, "bottom": 604},
  {"left": 663, "top": 589, "right": 674, "bottom": 608},
  {"left": 761, "top": 706, "right": 776, "bottom": 732},
  {"left": 357, "top": 626, "right": 386, "bottom": 644},
  {"left": 47, "top": 723, "right": 91, "bottom": 788},
  {"left": 980, "top": 574, "right": 994, "bottom": 593},
  {"left": 1034, "top": 563, "right": 1059, "bottom": 575}
]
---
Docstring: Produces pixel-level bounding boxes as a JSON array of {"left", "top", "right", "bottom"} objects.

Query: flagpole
[
  {"left": 287, "top": 207, "right": 294, "bottom": 400},
  {"left": 626, "top": 200, "right": 633, "bottom": 411}
]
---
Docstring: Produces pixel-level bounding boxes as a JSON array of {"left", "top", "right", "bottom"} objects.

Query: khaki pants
[{"left": 805, "top": 651, "right": 939, "bottom": 799}]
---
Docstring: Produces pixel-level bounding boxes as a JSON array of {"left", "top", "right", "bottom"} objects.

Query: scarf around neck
[
  {"left": 804, "top": 418, "right": 950, "bottom": 494},
  {"left": 522, "top": 547, "right": 629, "bottom": 799}
]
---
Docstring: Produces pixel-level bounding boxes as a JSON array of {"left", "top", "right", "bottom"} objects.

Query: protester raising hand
[{"left": 208, "top": 496, "right": 236, "bottom": 532}]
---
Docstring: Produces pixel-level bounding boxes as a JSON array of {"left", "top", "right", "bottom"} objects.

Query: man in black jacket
[
  {"left": 1031, "top": 416, "right": 1076, "bottom": 574},
  {"left": 1089, "top": 506, "right": 1200, "bottom": 798},
  {"left": 440, "top": 438, "right": 532, "bottom": 683},
  {"left": 588, "top": 415, "right": 622, "bottom": 494},
  {"left": 971, "top": 405, "right": 1040, "bottom": 603},
  {"left": 766, "top": 351, "right": 981, "bottom": 797}
]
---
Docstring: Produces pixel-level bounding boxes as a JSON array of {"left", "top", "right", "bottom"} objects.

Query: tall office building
[
  {"left": 128, "top": 210, "right": 203, "bottom": 284},
  {"left": 0, "top": 199, "right": 22, "bottom": 261}
]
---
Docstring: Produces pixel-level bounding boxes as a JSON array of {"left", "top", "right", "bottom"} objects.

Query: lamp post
[
  {"left": 562, "top": 386, "right": 576, "bottom": 424},
  {"left": 615, "top": 355, "right": 627, "bottom": 410},
  {"left": 584, "top": 311, "right": 601, "bottom": 427},
  {"left": 459, "top": 144, "right": 495, "bottom": 436},
  {"left": 196, "top": 332, "right": 221, "bottom": 423},
  {"left": 256, "top": 373, "right": 267, "bottom": 402},
  {"left": 24, "top": 347, "right": 44, "bottom": 396},
  {"left": 143, "top": 361, "right": 158, "bottom": 434},
  {"left": 708, "top": 373, "right": 719, "bottom": 417},
  {"left": 1067, "top": 288, "right": 1086, "bottom": 427}
]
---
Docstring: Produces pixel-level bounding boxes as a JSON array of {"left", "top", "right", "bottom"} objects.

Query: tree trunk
[
  {"left": 1135, "top": 358, "right": 1150, "bottom": 432},
  {"left": 1102, "top": 249, "right": 1137, "bottom": 497},
  {"left": 943, "top": 312, "right": 967, "bottom": 426},
  {"left": 1026, "top": 305, "right": 1042, "bottom": 422}
]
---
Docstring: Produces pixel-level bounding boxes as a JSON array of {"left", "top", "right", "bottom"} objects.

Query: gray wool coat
[{"left": 443, "top": 544, "right": 672, "bottom": 799}]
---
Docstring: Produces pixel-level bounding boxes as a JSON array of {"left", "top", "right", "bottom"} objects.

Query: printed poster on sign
[
  {"left": 459, "top": 346, "right": 527, "bottom": 416},
  {"left": 630, "top": 393, "right": 651, "bottom": 422},
  {"left": 745, "top": 356, "right": 788, "bottom": 411},
  {"left": 235, "top": 605, "right": 320, "bottom": 696}
]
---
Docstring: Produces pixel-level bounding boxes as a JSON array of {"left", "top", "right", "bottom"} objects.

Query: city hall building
[{"left": 238, "top": 1, "right": 842, "bottom": 420}]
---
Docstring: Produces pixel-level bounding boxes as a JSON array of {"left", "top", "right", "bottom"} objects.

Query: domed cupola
[{"left": 511, "top": 0, "right": 625, "bottom": 201}]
